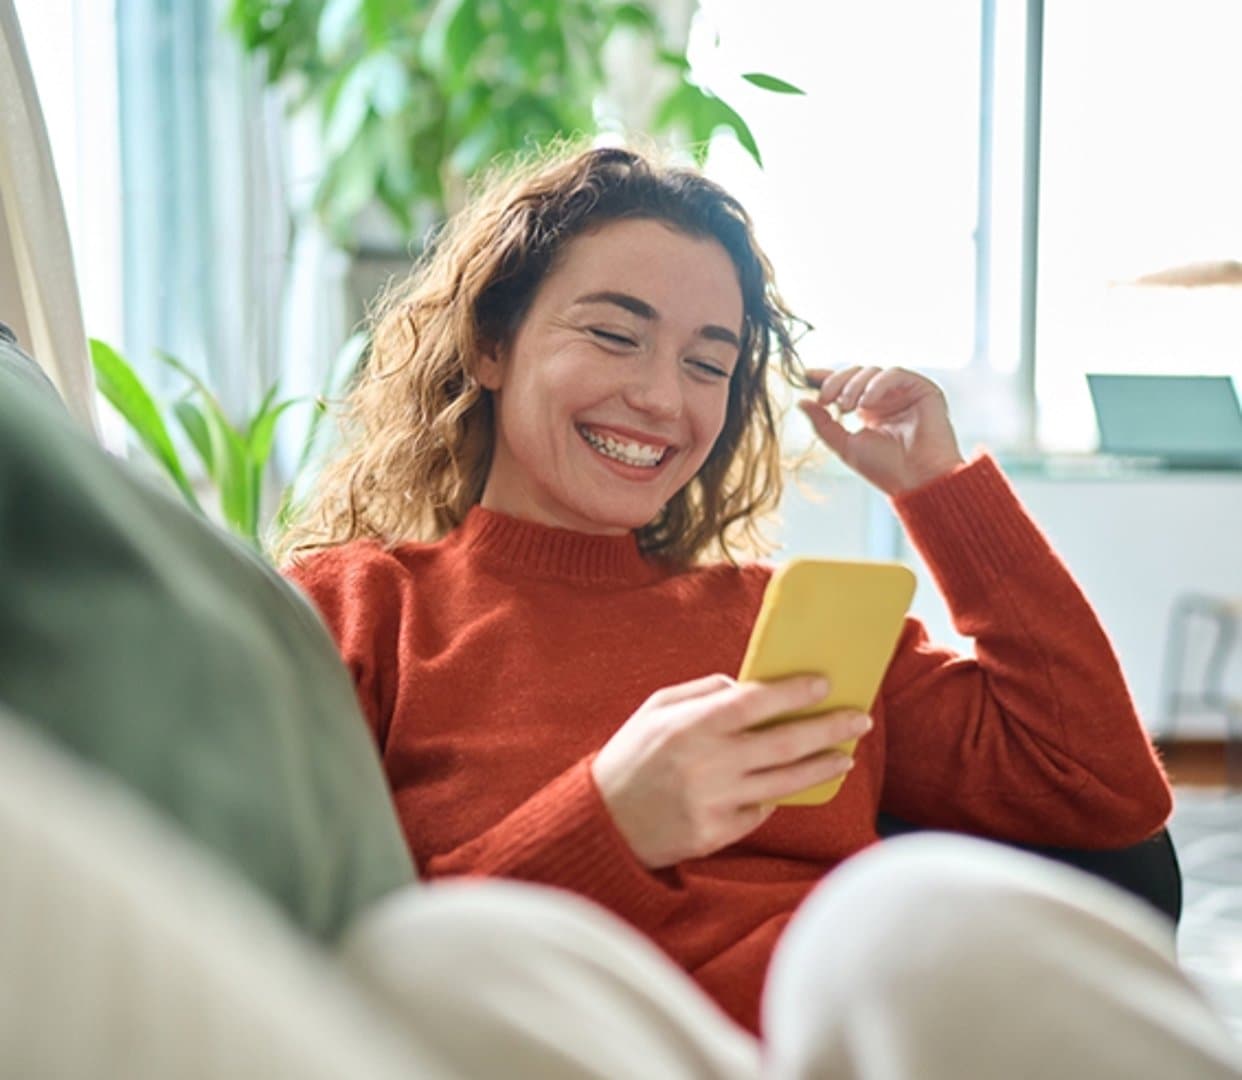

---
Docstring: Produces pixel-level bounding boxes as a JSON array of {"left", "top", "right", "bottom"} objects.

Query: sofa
[{"left": 0, "top": 321, "right": 1184, "bottom": 1077}]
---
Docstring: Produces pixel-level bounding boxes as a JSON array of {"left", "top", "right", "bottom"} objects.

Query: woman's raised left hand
[{"left": 799, "top": 366, "right": 966, "bottom": 495}]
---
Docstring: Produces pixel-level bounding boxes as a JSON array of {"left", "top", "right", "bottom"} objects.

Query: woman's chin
[{"left": 564, "top": 494, "right": 666, "bottom": 535}]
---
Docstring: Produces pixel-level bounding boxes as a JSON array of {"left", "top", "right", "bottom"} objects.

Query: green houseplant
[
  {"left": 228, "top": 0, "right": 802, "bottom": 244},
  {"left": 89, "top": 337, "right": 361, "bottom": 549}
]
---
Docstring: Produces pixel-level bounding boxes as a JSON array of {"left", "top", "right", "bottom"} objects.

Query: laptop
[{"left": 1086, "top": 373, "right": 1242, "bottom": 469}]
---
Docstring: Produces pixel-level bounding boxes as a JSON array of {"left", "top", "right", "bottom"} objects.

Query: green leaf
[
  {"left": 173, "top": 399, "right": 215, "bottom": 474},
  {"left": 448, "top": 120, "right": 504, "bottom": 178},
  {"left": 361, "top": 0, "right": 403, "bottom": 45},
  {"left": 154, "top": 351, "right": 254, "bottom": 537},
  {"left": 422, "top": 0, "right": 481, "bottom": 79},
  {"left": 653, "top": 80, "right": 702, "bottom": 131},
  {"left": 610, "top": 3, "right": 657, "bottom": 31},
  {"left": 219, "top": 429, "right": 256, "bottom": 539},
  {"left": 88, "top": 339, "right": 201, "bottom": 512},
  {"left": 323, "top": 62, "right": 374, "bottom": 155},
  {"left": 321, "top": 125, "right": 383, "bottom": 226},
  {"left": 367, "top": 53, "right": 411, "bottom": 116},
  {"left": 689, "top": 87, "right": 764, "bottom": 168},
  {"left": 197, "top": 408, "right": 253, "bottom": 538},
  {"left": 376, "top": 182, "right": 416, "bottom": 236},
  {"left": 248, "top": 396, "right": 303, "bottom": 470},
  {"left": 445, "top": 6, "right": 486, "bottom": 88},
  {"left": 273, "top": 329, "right": 369, "bottom": 539},
  {"left": 248, "top": 380, "right": 283, "bottom": 436},
  {"left": 656, "top": 48, "right": 691, "bottom": 71},
  {"left": 742, "top": 72, "right": 807, "bottom": 95},
  {"left": 446, "top": 81, "right": 493, "bottom": 131},
  {"left": 714, "top": 100, "right": 763, "bottom": 167},
  {"left": 156, "top": 351, "right": 227, "bottom": 414},
  {"left": 378, "top": 113, "right": 418, "bottom": 198},
  {"left": 318, "top": 0, "right": 363, "bottom": 58}
]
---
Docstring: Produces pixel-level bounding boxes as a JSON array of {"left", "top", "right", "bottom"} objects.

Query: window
[
  {"left": 696, "top": 0, "right": 1242, "bottom": 454},
  {"left": 694, "top": 0, "right": 1029, "bottom": 449},
  {"left": 1037, "top": 0, "right": 1242, "bottom": 449}
]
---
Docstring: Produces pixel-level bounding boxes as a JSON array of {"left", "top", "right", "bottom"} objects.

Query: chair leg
[{"left": 1157, "top": 596, "right": 1193, "bottom": 740}]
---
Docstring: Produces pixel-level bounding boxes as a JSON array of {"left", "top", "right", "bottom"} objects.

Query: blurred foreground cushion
[{"left": 0, "top": 331, "right": 414, "bottom": 939}]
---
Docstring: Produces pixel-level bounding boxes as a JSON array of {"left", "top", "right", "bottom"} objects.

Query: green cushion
[
  {"left": 0, "top": 322, "right": 63, "bottom": 402},
  {"left": 0, "top": 335, "right": 415, "bottom": 940}
]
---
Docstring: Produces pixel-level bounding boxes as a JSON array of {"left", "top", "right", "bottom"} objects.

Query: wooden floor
[{"left": 1156, "top": 739, "right": 1237, "bottom": 788}]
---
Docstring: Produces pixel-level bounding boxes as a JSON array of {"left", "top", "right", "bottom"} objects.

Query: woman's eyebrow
[{"left": 572, "top": 290, "right": 741, "bottom": 348}]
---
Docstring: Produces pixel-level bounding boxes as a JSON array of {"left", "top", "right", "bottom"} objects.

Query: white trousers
[
  {"left": 346, "top": 839, "right": 1242, "bottom": 1080},
  {"left": 2, "top": 711, "right": 1240, "bottom": 1079}
]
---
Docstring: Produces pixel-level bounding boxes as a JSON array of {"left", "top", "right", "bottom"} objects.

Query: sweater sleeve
[
  {"left": 877, "top": 455, "right": 1172, "bottom": 848},
  {"left": 420, "top": 756, "right": 687, "bottom": 934},
  {"left": 282, "top": 544, "right": 402, "bottom": 749}
]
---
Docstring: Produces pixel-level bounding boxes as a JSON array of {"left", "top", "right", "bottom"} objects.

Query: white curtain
[
  {"left": 114, "top": 0, "right": 348, "bottom": 489},
  {"left": 0, "top": 0, "right": 99, "bottom": 438}
]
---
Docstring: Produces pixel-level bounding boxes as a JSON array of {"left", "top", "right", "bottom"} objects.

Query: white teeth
[{"left": 579, "top": 426, "right": 666, "bottom": 468}]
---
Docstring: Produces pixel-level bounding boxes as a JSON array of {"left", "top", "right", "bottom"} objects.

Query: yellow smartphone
[{"left": 737, "top": 558, "right": 917, "bottom": 807}]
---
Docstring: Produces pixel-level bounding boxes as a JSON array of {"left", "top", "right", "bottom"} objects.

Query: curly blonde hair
[{"left": 277, "top": 145, "right": 809, "bottom": 567}]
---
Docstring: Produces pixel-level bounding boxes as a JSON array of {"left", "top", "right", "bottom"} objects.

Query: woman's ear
[{"left": 474, "top": 342, "right": 505, "bottom": 391}]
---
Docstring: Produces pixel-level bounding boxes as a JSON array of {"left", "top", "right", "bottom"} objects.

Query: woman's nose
[{"left": 623, "top": 355, "right": 683, "bottom": 420}]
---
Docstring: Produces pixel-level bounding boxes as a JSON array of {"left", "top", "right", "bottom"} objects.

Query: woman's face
[{"left": 475, "top": 218, "right": 744, "bottom": 535}]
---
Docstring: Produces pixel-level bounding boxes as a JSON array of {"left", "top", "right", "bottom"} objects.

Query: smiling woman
[
  {"left": 473, "top": 219, "right": 742, "bottom": 536},
  {"left": 278, "top": 146, "right": 804, "bottom": 567},
  {"left": 275, "top": 144, "right": 1236, "bottom": 1074}
]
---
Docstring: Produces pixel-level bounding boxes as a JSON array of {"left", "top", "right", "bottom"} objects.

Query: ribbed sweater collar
[{"left": 456, "top": 505, "right": 664, "bottom": 585}]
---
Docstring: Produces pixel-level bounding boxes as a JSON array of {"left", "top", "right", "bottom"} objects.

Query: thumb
[
  {"left": 798, "top": 399, "right": 850, "bottom": 459},
  {"left": 737, "top": 801, "right": 780, "bottom": 833}
]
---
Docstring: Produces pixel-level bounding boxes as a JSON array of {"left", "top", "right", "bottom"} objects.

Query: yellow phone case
[{"left": 737, "top": 558, "right": 917, "bottom": 807}]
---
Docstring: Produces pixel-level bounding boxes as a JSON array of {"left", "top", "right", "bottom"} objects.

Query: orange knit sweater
[{"left": 286, "top": 455, "right": 1172, "bottom": 1034}]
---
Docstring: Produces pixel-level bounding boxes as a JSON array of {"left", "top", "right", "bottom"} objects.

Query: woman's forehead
[{"left": 537, "top": 219, "right": 743, "bottom": 324}]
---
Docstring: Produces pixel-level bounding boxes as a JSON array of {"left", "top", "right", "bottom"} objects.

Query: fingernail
[{"left": 810, "top": 677, "right": 829, "bottom": 698}]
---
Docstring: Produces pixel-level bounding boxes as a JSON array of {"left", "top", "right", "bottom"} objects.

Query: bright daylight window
[
  {"left": 693, "top": 0, "right": 1029, "bottom": 450},
  {"left": 1036, "top": 0, "right": 1242, "bottom": 450},
  {"left": 697, "top": 0, "right": 1242, "bottom": 454}
]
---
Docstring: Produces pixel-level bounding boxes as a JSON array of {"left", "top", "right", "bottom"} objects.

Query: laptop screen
[{"left": 1086, "top": 374, "right": 1242, "bottom": 462}]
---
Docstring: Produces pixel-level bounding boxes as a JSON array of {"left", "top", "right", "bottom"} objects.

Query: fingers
[
  {"left": 739, "top": 710, "right": 872, "bottom": 773},
  {"left": 732, "top": 801, "right": 779, "bottom": 835},
  {"left": 736, "top": 748, "right": 855, "bottom": 806},
  {"left": 808, "top": 366, "right": 882, "bottom": 412},
  {"left": 858, "top": 366, "right": 942, "bottom": 416},
  {"left": 798, "top": 366, "right": 883, "bottom": 458},
  {"left": 708, "top": 675, "right": 829, "bottom": 734},
  {"left": 803, "top": 366, "right": 940, "bottom": 415},
  {"left": 646, "top": 673, "right": 736, "bottom": 708},
  {"left": 812, "top": 366, "right": 858, "bottom": 407},
  {"left": 853, "top": 365, "right": 910, "bottom": 407},
  {"left": 797, "top": 398, "right": 850, "bottom": 458},
  {"left": 838, "top": 366, "right": 883, "bottom": 411}
]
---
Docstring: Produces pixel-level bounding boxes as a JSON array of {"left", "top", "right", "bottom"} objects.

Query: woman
[{"left": 281, "top": 147, "right": 1234, "bottom": 1076}]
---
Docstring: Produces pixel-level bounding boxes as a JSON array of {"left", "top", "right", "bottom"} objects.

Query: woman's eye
[
  {"left": 689, "top": 359, "right": 730, "bottom": 379},
  {"left": 589, "top": 328, "right": 638, "bottom": 348}
]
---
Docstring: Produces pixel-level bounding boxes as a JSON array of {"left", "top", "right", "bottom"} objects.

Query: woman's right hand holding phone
[{"left": 591, "top": 674, "right": 871, "bottom": 870}]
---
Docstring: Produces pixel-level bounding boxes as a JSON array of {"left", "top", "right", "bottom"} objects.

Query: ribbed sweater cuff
[
  {"left": 506, "top": 757, "right": 684, "bottom": 932},
  {"left": 891, "top": 454, "right": 1053, "bottom": 597}
]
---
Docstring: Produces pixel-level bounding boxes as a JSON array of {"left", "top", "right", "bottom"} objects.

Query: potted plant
[{"left": 228, "top": 0, "right": 802, "bottom": 250}]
